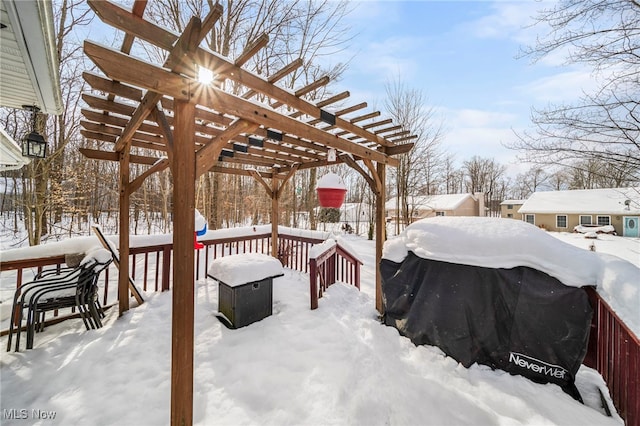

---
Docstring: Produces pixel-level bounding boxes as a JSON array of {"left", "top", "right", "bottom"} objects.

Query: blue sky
[
  {"left": 331, "top": 1, "right": 596, "bottom": 173},
  {"left": 82, "top": 1, "right": 595, "bottom": 175}
]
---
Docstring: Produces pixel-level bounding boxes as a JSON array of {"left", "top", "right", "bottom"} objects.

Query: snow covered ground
[{"left": 1, "top": 219, "right": 637, "bottom": 425}]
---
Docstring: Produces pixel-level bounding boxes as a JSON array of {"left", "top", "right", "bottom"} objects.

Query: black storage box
[{"left": 217, "top": 277, "right": 273, "bottom": 329}]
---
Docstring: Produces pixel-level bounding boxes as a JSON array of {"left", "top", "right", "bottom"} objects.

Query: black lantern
[{"left": 21, "top": 106, "right": 47, "bottom": 159}]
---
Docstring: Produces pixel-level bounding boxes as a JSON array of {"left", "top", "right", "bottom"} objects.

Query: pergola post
[
  {"left": 271, "top": 176, "right": 279, "bottom": 258},
  {"left": 80, "top": 6, "right": 417, "bottom": 425},
  {"left": 170, "top": 99, "right": 196, "bottom": 426},
  {"left": 375, "top": 162, "right": 386, "bottom": 314},
  {"left": 118, "top": 150, "right": 130, "bottom": 315}
]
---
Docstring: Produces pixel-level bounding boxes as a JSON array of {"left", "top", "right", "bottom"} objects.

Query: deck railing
[
  {"left": 1, "top": 236, "right": 637, "bottom": 425},
  {"left": 309, "top": 241, "right": 362, "bottom": 310},
  {"left": 584, "top": 287, "right": 639, "bottom": 425},
  {"left": 0, "top": 230, "right": 327, "bottom": 329}
]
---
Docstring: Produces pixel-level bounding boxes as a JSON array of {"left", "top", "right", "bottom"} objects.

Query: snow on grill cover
[{"left": 381, "top": 217, "right": 596, "bottom": 401}]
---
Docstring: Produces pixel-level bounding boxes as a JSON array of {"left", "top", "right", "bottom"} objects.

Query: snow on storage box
[
  {"left": 381, "top": 217, "right": 596, "bottom": 401},
  {"left": 208, "top": 253, "right": 284, "bottom": 329}
]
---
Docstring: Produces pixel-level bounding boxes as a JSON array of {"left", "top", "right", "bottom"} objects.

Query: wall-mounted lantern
[{"left": 21, "top": 105, "right": 47, "bottom": 159}]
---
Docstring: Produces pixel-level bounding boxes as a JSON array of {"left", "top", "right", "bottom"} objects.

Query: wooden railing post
[
  {"left": 584, "top": 286, "right": 599, "bottom": 369},
  {"left": 309, "top": 257, "right": 318, "bottom": 310},
  {"left": 162, "top": 245, "right": 171, "bottom": 291}
]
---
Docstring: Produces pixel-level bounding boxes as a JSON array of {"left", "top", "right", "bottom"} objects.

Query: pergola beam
[
  {"left": 235, "top": 33, "right": 269, "bottom": 67},
  {"left": 114, "top": 16, "right": 205, "bottom": 152},
  {"left": 79, "top": 147, "right": 160, "bottom": 165},
  {"left": 84, "top": 41, "right": 398, "bottom": 166},
  {"left": 88, "top": 0, "right": 401, "bottom": 149},
  {"left": 195, "top": 119, "right": 260, "bottom": 177},
  {"left": 242, "top": 58, "right": 303, "bottom": 100}
]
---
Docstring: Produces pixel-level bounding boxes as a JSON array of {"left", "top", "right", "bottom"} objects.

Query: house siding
[
  {"left": 501, "top": 203, "right": 523, "bottom": 219},
  {"left": 520, "top": 213, "right": 624, "bottom": 234},
  {"left": 516, "top": 187, "right": 639, "bottom": 237},
  {"left": 451, "top": 197, "right": 478, "bottom": 216},
  {"left": 385, "top": 194, "right": 481, "bottom": 223}
]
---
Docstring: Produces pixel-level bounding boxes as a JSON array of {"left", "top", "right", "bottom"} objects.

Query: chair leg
[
  {"left": 96, "top": 300, "right": 105, "bottom": 319},
  {"left": 88, "top": 301, "right": 103, "bottom": 328},
  {"left": 76, "top": 294, "right": 92, "bottom": 330},
  {"left": 37, "top": 310, "right": 45, "bottom": 332},
  {"left": 6, "top": 296, "right": 20, "bottom": 352},
  {"left": 14, "top": 298, "right": 27, "bottom": 352},
  {"left": 26, "top": 306, "right": 36, "bottom": 350}
]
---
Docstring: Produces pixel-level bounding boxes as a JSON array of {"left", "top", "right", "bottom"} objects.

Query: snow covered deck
[{"left": 0, "top": 227, "right": 638, "bottom": 424}]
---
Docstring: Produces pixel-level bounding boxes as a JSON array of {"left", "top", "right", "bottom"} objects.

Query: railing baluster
[
  {"left": 155, "top": 250, "right": 160, "bottom": 292},
  {"left": 143, "top": 253, "right": 149, "bottom": 291}
]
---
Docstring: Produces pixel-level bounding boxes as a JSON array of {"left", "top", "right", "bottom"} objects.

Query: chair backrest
[{"left": 76, "top": 258, "right": 113, "bottom": 295}]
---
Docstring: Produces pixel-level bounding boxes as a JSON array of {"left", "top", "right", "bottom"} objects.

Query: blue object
[{"left": 196, "top": 224, "right": 207, "bottom": 236}]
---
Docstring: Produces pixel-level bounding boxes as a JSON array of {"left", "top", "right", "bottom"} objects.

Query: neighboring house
[
  {"left": 0, "top": 0, "right": 62, "bottom": 170},
  {"left": 385, "top": 193, "right": 484, "bottom": 223},
  {"left": 341, "top": 202, "right": 372, "bottom": 223},
  {"left": 517, "top": 187, "right": 640, "bottom": 237},
  {"left": 500, "top": 199, "right": 525, "bottom": 219}
]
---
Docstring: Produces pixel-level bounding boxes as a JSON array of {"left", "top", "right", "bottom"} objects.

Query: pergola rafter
[{"left": 79, "top": 1, "right": 416, "bottom": 425}]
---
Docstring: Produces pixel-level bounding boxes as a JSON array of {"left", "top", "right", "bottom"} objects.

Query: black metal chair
[{"left": 6, "top": 255, "right": 112, "bottom": 352}]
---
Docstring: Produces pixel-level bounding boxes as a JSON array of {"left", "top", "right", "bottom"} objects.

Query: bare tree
[
  {"left": 549, "top": 169, "right": 570, "bottom": 191},
  {"left": 515, "top": 166, "right": 550, "bottom": 198},
  {"left": 512, "top": 0, "right": 640, "bottom": 182},
  {"left": 441, "top": 153, "right": 464, "bottom": 195},
  {"left": 385, "top": 78, "right": 444, "bottom": 233},
  {"left": 144, "top": 0, "right": 352, "bottom": 230},
  {"left": 564, "top": 157, "right": 637, "bottom": 189},
  {"left": 463, "top": 156, "right": 506, "bottom": 216}
]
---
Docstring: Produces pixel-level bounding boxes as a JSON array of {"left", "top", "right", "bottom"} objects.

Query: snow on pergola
[{"left": 79, "top": 1, "right": 416, "bottom": 424}]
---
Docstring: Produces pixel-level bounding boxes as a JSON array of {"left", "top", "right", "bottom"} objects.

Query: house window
[
  {"left": 435, "top": 211, "right": 445, "bottom": 216},
  {"left": 507, "top": 204, "right": 513, "bottom": 210},
  {"left": 580, "top": 215, "right": 592, "bottom": 225},
  {"left": 597, "top": 216, "right": 611, "bottom": 226},
  {"left": 507, "top": 213, "right": 513, "bottom": 218},
  {"left": 556, "top": 215, "right": 568, "bottom": 228},
  {"left": 525, "top": 214, "right": 535, "bottom": 225}
]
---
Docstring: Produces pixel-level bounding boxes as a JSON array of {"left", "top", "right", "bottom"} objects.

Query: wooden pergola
[{"left": 80, "top": 1, "right": 415, "bottom": 424}]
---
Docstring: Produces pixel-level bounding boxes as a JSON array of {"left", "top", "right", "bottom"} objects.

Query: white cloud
[
  {"left": 517, "top": 69, "right": 598, "bottom": 103},
  {"left": 350, "top": 35, "right": 425, "bottom": 83},
  {"left": 444, "top": 126, "right": 519, "bottom": 163},
  {"left": 447, "top": 108, "right": 519, "bottom": 127},
  {"left": 464, "top": 2, "right": 547, "bottom": 45}
]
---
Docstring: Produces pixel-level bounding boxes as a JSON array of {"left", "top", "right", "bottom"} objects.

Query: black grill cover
[{"left": 381, "top": 252, "right": 592, "bottom": 399}]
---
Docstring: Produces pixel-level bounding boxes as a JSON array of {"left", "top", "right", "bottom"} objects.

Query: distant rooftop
[
  {"left": 386, "top": 194, "right": 475, "bottom": 211},
  {"left": 500, "top": 199, "right": 525, "bottom": 205},
  {"left": 518, "top": 187, "right": 640, "bottom": 215}
]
